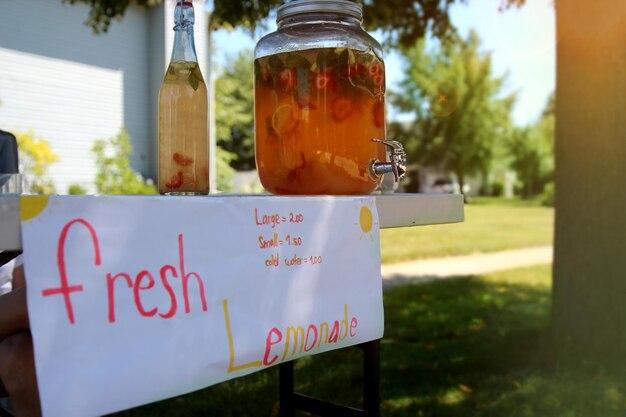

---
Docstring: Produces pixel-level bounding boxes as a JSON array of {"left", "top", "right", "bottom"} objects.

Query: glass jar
[{"left": 254, "top": 0, "right": 405, "bottom": 195}]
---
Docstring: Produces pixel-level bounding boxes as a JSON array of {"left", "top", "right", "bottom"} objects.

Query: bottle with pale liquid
[{"left": 158, "top": 0, "right": 209, "bottom": 195}]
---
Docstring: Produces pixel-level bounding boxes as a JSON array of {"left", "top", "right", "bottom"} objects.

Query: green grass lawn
[
  {"left": 116, "top": 265, "right": 626, "bottom": 417},
  {"left": 381, "top": 197, "right": 554, "bottom": 264}
]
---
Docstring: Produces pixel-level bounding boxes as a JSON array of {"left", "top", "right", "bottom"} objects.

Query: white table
[
  {"left": 0, "top": 193, "right": 464, "bottom": 251},
  {"left": 0, "top": 192, "right": 464, "bottom": 416}
]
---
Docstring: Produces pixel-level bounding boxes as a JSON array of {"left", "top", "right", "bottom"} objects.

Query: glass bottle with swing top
[{"left": 158, "top": 0, "right": 209, "bottom": 195}]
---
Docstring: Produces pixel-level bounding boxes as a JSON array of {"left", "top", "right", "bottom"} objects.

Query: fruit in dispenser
[
  {"left": 373, "top": 101, "right": 385, "bottom": 128},
  {"left": 173, "top": 152, "right": 194, "bottom": 166},
  {"left": 331, "top": 97, "right": 354, "bottom": 122},
  {"left": 272, "top": 104, "right": 300, "bottom": 134},
  {"left": 314, "top": 71, "right": 335, "bottom": 91},
  {"left": 165, "top": 171, "right": 184, "bottom": 189},
  {"left": 254, "top": 47, "right": 387, "bottom": 195}
]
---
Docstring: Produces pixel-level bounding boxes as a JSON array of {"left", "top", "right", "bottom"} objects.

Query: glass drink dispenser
[{"left": 254, "top": 0, "right": 406, "bottom": 195}]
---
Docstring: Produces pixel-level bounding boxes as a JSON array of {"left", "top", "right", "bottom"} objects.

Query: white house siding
[
  {"left": 0, "top": 0, "right": 210, "bottom": 193},
  {"left": 148, "top": 5, "right": 166, "bottom": 177},
  {"left": 0, "top": 0, "right": 153, "bottom": 193},
  {"left": 0, "top": 47, "right": 123, "bottom": 193}
]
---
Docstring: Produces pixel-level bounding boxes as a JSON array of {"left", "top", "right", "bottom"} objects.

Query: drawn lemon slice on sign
[
  {"left": 360, "top": 206, "right": 373, "bottom": 233},
  {"left": 356, "top": 202, "right": 378, "bottom": 241},
  {"left": 20, "top": 195, "right": 50, "bottom": 221}
]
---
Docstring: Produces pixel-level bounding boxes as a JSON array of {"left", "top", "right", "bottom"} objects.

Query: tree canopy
[
  {"left": 392, "top": 31, "right": 514, "bottom": 192},
  {"left": 64, "top": 0, "right": 524, "bottom": 46},
  {"left": 215, "top": 50, "right": 255, "bottom": 170},
  {"left": 508, "top": 93, "right": 554, "bottom": 198}
]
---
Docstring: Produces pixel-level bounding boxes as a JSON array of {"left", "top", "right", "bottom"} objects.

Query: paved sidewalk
[{"left": 382, "top": 246, "right": 552, "bottom": 287}]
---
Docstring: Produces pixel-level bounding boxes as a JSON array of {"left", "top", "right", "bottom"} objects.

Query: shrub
[
  {"left": 216, "top": 148, "right": 235, "bottom": 192},
  {"left": 541, "top": 182, "right": 555, "bottom": 207},
  {"left": 68, "top": 183, "right": 87, "bottom": 195},
  {"left": 508, "top": 95, "right": 554, "bottom": 199},
  {"left": 92, "top": 129, "right": 156, "bottom": 195},
  {"left": 15, "top": 131, "right": 59, "bottom": 194},
  {"left": 491, "top": 181, "right": 504, "bottom": 197}
]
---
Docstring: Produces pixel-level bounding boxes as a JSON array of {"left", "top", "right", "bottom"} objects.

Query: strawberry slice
[
  {"left": 331, "top": 97, "right": 354, "bottom": 122},
  {"left": 314, "top": 71, "right": 335, "bottom": 91},
  {"left": 278, "top": 68, "right": 297, "bottom": 91},
  {"left": 373, "top": 101, "right": 385, "bottom": 128},
  {"left": 368, "top": 62, "right": 383, "bottom": 77},
  {"left": 165, "top": 171, "right": 184, "bottom": 189},
  {"left": 173, "top": 152, "right": 193, "bottom": 166},
  {"left": 372, "top": 73, "right": 385, "bottom": 88}
]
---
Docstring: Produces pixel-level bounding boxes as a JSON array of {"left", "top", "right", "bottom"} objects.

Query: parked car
[
  {"left": 431, "top": 178, "right": 456, "bottom": 193},
  {"left": 430, "top": 177, "right": 470, "bottom": 194}
]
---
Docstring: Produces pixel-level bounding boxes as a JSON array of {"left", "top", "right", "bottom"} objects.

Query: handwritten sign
[{"left": 21, "top": 195, "right": 384, "bottom": 417}]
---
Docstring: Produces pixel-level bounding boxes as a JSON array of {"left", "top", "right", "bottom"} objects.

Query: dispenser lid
[{"left": 277, "top": 0, "right": 363, "bottom": 22}]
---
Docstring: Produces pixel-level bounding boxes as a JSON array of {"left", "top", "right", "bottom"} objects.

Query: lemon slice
[{"left": 272, "top": 104, "right": 300, "bottom": 134}]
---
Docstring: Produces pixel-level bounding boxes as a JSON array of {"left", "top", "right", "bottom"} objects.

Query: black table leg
[
  {"left": 362, "top": 340, "right": 380, "bottom": 417},
  {"left": 278, "top": 339, "right": 381, "bottom": 417},
  {"left": 279, "top": 361, "right": 295, "bottom": 417}
]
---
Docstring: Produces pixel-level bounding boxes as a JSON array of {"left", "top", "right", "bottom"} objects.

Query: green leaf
[
  {"left": 338, "top": 49, "right": 351, "bottom": 66},
  {"left": 188, "top": 71, "right": 200, "bottom": 91},
  {"left": 268, "top": 55, "right": 285, "bottom": 74},
  {"left": 285, "top": 53, "right": 310, "bottom": 69},
  {"left": 316, "top": 49, "right": 339, "bottom": 69},
  {"left": 296, "top": 67, "right": 312, "bottom": 107}
]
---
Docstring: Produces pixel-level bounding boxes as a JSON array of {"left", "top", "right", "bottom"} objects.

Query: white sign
[{"left": 21, "top": 195, "right": 384, "bottom": 417}]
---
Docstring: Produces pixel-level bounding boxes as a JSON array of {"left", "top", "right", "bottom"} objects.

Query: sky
[{"left": 209, "top": 0, "right": 555, "bottom": 126}]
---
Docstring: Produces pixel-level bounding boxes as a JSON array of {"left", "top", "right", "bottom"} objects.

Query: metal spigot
[{"left": 370, "top": 139, "right": 407, "bottom": 182}]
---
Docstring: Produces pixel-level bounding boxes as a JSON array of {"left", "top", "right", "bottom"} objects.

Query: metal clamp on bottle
[{"left": 370, "top": 139, "right": 407, "bottom": 182}]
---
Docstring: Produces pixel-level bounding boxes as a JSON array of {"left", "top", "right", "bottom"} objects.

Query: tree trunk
[{"left": 553, "top": 0, "right": 626, "bottom": 367}]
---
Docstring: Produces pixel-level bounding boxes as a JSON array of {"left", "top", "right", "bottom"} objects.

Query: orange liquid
[
  {"left": 158, "top": 61, "right": 209, "bottom": 195},
  {"left": 254, "top": 48, "right": 386, "bottom": 195}
]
